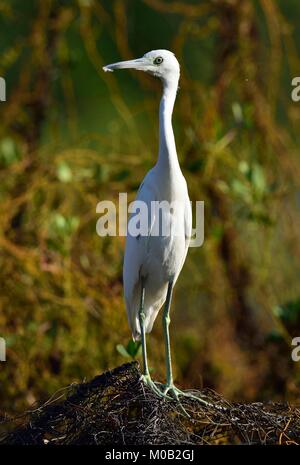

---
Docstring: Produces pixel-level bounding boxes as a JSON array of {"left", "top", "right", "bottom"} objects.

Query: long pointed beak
[{"left": 103, "top": 57, "right": 147, "bottom": 73}]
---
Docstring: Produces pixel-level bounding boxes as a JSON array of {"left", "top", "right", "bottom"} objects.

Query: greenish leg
[
  {"left": 139, "top": 279, "right": 149, "bottom": 376},
  {"left": 163, "top": 280, "right": 174, "bottom": 386},
  {"left": 139, "top": 278, "right": 165, "bottom": 397},
  {"left": 158, "top": 281, "right": 210, "bottom": 416}
]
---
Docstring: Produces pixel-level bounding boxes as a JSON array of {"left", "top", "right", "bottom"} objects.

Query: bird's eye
[{"left": 154, "top": 57, "right": 163, "bottom": 65}]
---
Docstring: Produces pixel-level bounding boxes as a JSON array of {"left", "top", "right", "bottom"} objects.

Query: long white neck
[{"left": 156, "top": 78, "right": 180, "bottom": 173}]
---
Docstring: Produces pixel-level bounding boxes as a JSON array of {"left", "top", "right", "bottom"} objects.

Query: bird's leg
[
  {"left": 139, "top": 278, "right": 164, "bottom": 397},
  {"left": 163, "top": 280, "right": 174, "bottom": 387},
  {"left": 139, "top": 281, "right": 151, "bottom": 378},
  {"left": 158, "top": 281, "right": 210, "bottom": 415}
]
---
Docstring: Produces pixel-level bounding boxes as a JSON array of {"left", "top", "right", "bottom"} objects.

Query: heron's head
[{"left": 103, "top": 50, "right": 180, "bottom": 85}]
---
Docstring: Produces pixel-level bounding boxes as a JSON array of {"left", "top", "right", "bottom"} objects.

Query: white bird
[{"left": 103, "top": 50, "right": 202, "bottom": 404}]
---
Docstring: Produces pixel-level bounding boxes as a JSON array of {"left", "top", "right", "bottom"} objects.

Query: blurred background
[{"left": 0, "top": 0, "right": 300, "bottom": 414}]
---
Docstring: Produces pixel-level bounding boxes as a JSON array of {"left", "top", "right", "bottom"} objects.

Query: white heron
[{"left": 103, "top": 50, "right": 203, "bottom": 406}]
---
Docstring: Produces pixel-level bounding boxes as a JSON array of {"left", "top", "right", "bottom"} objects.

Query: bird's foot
[
  {"left": 140, "top": 374, "right": 170, "bottom": 398},
  {"left": 156, "top": 382, "right": 211, "bottom": 417}
]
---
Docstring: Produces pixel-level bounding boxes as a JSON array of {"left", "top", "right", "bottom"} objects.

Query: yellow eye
[{"left": 154, "top": 57, "right": 163, "bottom": 65}]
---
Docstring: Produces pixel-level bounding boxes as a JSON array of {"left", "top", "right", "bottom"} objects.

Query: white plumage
[
  {"left": 103, "top": 50, "right": 194, "bottom": 401},
  {"left": 123, "top": 165, "right": 191, "bottom": 340}
]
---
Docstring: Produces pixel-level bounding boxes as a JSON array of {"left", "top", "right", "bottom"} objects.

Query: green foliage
[
  {"left": 56, "top": 161, "right": 73, "bottom": 183},
  {"left": 48, "top": 213, "right": 80, "bottom": 238},
  {"left": 273, "top": 299, "right": 300, "bottom": 329},
  {"left": 47, "top": 213, "right": 80, "bottom": 255},
  {"left": 229, "top": 161, "right": 273, "bottom": 224},
  {"left": 0, "top": 138, "right": 20, "bottom": 166},
  {"left": 117, "top": 340, "right": 142, "bottom": 360},
  {"left": 0, "top": 0, "right": 300, "bottom": 414}
]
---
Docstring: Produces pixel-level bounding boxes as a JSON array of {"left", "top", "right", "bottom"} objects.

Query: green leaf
[
  {"left": 50, "top": 213, "right": 79, "bottom": 235},
  {"left": 116, "top": 344, "right": 130, "bottom": 358},
  {"left": 0, "top": 138, "right": 19, "bottom": 165},
  {"left": 238, "top": 160, "right": 249, "bottom": 175},
  {"left": 57, "top": 161, "right": 73, "bottom": 183},
  {"left": 251, "top": 164, "right": 266, "bottom": 197},
  {"left": 53, "top": 213, "right": 67, "bottom": 231},
  {"left": 127, "top": 339, "right": 141, "bottom": 358}
]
